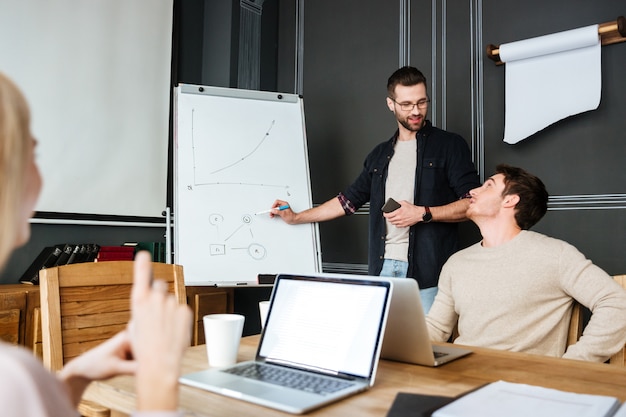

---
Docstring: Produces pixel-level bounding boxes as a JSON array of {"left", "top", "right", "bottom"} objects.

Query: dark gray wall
[
  {"left": 296, "top": 0, "right": 626, "bottom": 275},
  {"left": 479, "top": 0, "right": 626, "bottom": 274},
  {"left": 302, "top": 1, "right": 400, "bottom": 271}
]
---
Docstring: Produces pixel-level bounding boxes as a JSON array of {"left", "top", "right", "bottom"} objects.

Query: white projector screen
[{"left": 0, "top": 0, "right": 172, "bottom": 218}]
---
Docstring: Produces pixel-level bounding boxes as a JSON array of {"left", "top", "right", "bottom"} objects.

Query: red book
[{"left": 95, "top": 246, "right": 135, "bottom": 262}]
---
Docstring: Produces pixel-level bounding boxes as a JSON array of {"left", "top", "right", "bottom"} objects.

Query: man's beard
[{"left": 398, "top": 115, "right": 425, "bottom": 132}]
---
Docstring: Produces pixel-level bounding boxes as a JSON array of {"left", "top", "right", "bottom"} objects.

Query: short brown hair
[
  {"left": 495, "top": 164, "right": 548, "bottom": 230},
  {"left": 387, "top": 66, "right": 427, "bottom": 98}
]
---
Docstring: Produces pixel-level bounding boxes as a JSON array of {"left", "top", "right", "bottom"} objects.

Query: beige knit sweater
[{"left": 426, "top": 230, "right": 626, "bottom": 362}]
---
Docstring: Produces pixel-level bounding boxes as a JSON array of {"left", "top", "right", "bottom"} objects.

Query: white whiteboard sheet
[{"left": 174, "top": 85, "right": 321, "bottom": 285}]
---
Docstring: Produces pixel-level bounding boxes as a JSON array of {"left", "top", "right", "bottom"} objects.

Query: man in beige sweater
[{"left": 426, "top": 164, "right": 626, "bottom": 362}]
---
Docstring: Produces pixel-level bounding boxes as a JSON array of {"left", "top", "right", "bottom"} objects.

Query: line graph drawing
[
  {"left": 209, "top": 119, "right": 275, "bottom": 175},
  {"left": 189, "top": 108, "right": 287, "bottom": 189}
]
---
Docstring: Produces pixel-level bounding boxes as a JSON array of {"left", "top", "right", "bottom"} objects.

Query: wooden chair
[
  {"left": 567, "top": 274, "right": 626, "bottom": 366},
  {"left": 0, "top": 288, "right": 26, "bottom": 345},
  {"left": 186, "top": 286, "right": 235, "bottom": 345},
  {"left": 39, "top": 260, "right": 186, "bottom": 417},
  {"left": 609, "top": 274, "right": 626, "bottom": 366},
  {"left": 566, "top": 301, "right": 584, "bottom": 347}
]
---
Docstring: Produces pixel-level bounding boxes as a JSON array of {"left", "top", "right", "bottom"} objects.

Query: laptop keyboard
[{"left": 222, "top": 363, "right": 355, "bottom": 395}]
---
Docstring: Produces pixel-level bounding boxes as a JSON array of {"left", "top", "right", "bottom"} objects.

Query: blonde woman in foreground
[{"left": 0, "top": 71, "right": 193, "bottom": 417}]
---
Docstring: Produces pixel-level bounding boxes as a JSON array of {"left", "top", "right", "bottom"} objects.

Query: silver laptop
[
  {"left": 179, "top": 274, "right": 393, "bottom": 414},
  {"left": 308, "top": 273, "right": 471, "bottom": 366},
  {"left": 378, "top": 277, "right": 471, "bottom": 366}
]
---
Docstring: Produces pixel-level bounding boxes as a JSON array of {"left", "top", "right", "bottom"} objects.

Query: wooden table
[{"left": 84, "top": 335, "right": 626, "bottom": 416}]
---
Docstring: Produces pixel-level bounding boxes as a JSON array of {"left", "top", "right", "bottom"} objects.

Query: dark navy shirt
[{"left": 340, "top": 121, "right": 480, "bottom": 289}]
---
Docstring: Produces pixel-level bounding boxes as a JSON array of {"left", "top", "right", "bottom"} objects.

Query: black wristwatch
[{"left": 422, "top": 206, "right": 433, "bottom": 223}]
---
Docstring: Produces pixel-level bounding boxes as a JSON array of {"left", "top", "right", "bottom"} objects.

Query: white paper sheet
[
  {"left": 500, "top": 25, "right": 601, "bottom": 144},
  {"left": 613, "top": 403, "right": 626, "bottom": 417},
  {"left": 433, "top": 380, "right": 621, "bottom": 417}
]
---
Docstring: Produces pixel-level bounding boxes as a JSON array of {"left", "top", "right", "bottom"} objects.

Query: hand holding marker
[{"left": 255, "top": 204, "right": 290, "bottom": 215}]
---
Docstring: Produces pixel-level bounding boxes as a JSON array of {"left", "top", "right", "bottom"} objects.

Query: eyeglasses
[{"left": 390, "top": 97, "right": 430, "bottom": 111}]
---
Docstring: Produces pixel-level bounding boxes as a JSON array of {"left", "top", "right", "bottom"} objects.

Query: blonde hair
[{"left": 0, "top": 72, "right": 31, "bottom": 268}]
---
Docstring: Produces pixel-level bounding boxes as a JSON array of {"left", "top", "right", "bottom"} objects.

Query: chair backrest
[
  {"left": 609, "top": 274, "right": 626, "bottom": 366},
  {"left": 0, "top": 288, "right": 26, "bottom": 345},
  {"left": 567, "top": 301, "right": 583, "bottom": 347},
  {"left": 567, "top": 274, "right": 626, "bottom": 366},
  {"left": 39, "top": 260, "right": 186, "bottom": 371}
]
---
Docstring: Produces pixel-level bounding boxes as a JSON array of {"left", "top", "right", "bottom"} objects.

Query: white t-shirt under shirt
[{"left": 384, "top": 138, "right": 416, "bottom": 262}]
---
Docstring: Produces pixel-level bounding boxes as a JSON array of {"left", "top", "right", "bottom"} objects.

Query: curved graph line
[{"left": 210, "top": 120, "right": 276, "bottom": 175}]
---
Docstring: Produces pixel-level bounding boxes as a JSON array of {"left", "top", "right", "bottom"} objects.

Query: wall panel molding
[
  {"left": 470, "top": 0, "right": 486, "bottom": 181},
  {"left": 549, "top": 194, "right": 626, "bottom": 211},
  {"left": 399, "top": 0, "right": 410, "bottom": 66}
]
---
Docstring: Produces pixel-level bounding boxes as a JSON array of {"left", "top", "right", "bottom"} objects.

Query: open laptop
[
  {"left": 180, "top": 274, "right": 393, "bottom": 414},
  {"left": 377, "top": 276, "right": 471, "bottom": 366},
  {"left": 306, "top": 273, "right": 471, "bottom": 366}
]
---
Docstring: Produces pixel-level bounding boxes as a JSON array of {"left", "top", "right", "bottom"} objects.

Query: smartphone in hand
[{"left": 382, "top": 198, "right": 401, "bottom": 213}]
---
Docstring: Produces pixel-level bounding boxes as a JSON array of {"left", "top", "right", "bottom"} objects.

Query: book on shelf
[
  {"left": 95, "top": 245, "right": 135, "bottom": 262},
  {"left": 84, "top": 243, "right": 100, "bottom": 262},
  {"left": 65, "top": 244, "right": 83, "bottom": 265},
  {"left": 71, "top": 244, "right": 90, "bottom": 264},
  {"left": 66, "top": 243, "right": 91, "bottom": 265},
  {"left": 19, "top": 246, "right": 63, "bottom": 285},
  {"left": 135, "top": 241, "right": 166, "bottom": 262},
  {"left": 53, "top": 243, "right": 76, "bottom": 266}
]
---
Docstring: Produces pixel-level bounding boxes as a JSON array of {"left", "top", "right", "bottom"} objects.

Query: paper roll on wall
[{"left": 500, "top": 25, "right": 601, "bottom": 144}]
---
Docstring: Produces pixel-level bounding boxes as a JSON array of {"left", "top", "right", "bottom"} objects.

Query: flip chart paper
[{"left": 500, "top": 25, "right": 601, "bottom": 144}]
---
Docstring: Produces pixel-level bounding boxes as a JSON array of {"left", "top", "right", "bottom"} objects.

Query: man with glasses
[{"left": 271, "top": 66, "right": 480, "bottom": 312}]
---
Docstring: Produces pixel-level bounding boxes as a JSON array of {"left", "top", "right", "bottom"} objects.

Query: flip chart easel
[{"left": 173, "top": 84, "right": 321, "bottom": 285}]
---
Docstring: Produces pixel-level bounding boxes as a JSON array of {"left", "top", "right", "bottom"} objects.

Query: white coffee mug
[
  {"left": 258, "top": 300, "right": 270, "bottom": 330},
  {"left": 203, "top": 314, "right": 245, "bottom": 367}
]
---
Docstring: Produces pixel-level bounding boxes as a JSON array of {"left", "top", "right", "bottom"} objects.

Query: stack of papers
[{"left": 433, "top": 381, "right": 624, "bottom": 417}]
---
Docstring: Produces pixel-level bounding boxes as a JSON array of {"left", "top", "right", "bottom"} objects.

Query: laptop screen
[{"left": 258, "top": 275, "right": 390, "bottom": 378}]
